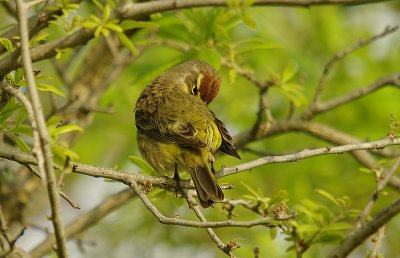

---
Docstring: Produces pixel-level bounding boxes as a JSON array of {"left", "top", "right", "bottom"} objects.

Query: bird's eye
[{"left": 192, "top": 84, "right": 198, "bottom": 95}]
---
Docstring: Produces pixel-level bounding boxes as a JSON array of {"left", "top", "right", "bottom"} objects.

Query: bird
[{"left": 134, "top": 60, "right": 240, "bottom": 208}]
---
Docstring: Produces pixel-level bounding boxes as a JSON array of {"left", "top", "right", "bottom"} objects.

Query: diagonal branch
[
  {"left": 327, "top": 197, "right": 400, "bottom": 258},
  {"left": 30, "top": 189, "right": 135, "bottom": 258},
  {"left": 312, "top": 25, "right": 398, "bottom": 104},
  {"left": 128, "top": 179, "right": 287, "bottom": 229},
  {"left": 357, "top": 156, "right": 400, "bottom": 228},
  {"left": 309, "top": 72, "right": 400, "bottom": 117},
  {"left": 182, "top": 189, "right": 235, "bottom": 257}
]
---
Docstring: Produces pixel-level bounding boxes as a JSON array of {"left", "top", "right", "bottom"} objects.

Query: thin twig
[
  {"left": 128, "top": 179, "right": 289, "bottom": 228},
  {"left": 357, "top": 156, "right": 400, "bottom": 228},
  {"left": 312, "top": 25, "right": 398, "bottom": 104},
  {"left": 328, "top": 197, "right": 400, "bottom": 258},
  {"left": 24, "top": 164, "right": 80, "bottom": 209},
  {"left": 366, "top": 226, "right": 385, "bottom": 258},
  {"left": 30, "top": 189, "right": 135, "bottom": 258},
  {"left": 308, "top": 72, "right": 400, "bottom": 117},
  {"left": 217, "top": 137, "right": 400, "bottom": 178},
  {"left": 15, "top": 0, "right": 69, "bottom": 256},
  {"left": 182, "top": 189, "right": 234, "bottom": 257},
  {"left": 0, "top": 205, "right": 12, "bottom": 253}
]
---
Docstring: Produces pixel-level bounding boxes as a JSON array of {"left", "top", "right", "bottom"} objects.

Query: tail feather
[{"left": 182, "top": 151, "right": 224, "bottom": 208}]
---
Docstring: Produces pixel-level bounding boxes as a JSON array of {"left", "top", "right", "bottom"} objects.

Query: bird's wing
[
  {"left": 135, "top": 109, "right": 206, "bottom": 148},
  {"left": 212, "top": 113, "right": 241, "bottom": 159}
]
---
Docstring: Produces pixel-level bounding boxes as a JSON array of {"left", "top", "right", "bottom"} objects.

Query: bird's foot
[{"left": 173, "top": 166, "right": 182, "bottom": 197}]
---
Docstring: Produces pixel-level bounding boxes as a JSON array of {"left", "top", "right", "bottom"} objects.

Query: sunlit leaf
[
  {"left": 10, "top": 134, "right": 31, "bottom": 152},
  {"left": 241, "top": 12, "right": 256, "bottom": 28},
  {"left": 296, "top": 224, "right": 319, "bottom": 234},
  {"left": 282, "top": 61, "right": 298, "bottom": 83},
  {"left": 323, "top": 222, "right": 352, "bottom": 231},
  {"left": 81, "top": 21, "right": 99, "bottom": 29},
  {"left": 50, "top": 125, "right": 83, "bottom": 136},
  {"left": 116, "top": 32, "right": 139, "bottom": 55},
  {"left": 92, "top": 0, "right": 104, "bottom": 11},
  {"left": 103, "top": 4, "right": 111, "bottom": 22},
  {"left": 0, "top": 38, "right": 14, "bottom": 52},
  {"left": 315, "top": 189, "right": 340, "bottom": 207},
  {"left": 105, "top": 23, "right": 123, "bottom": 33},
  {"left": 12, "top": 125, "right": 32, "bottom": 136},
  {"left": 36, "top": 82, "right": 65, "bottom": 96},
  {"left": 314, "top": 232, "right": 344, "bottom": 244},
  {"left": 120, "top": 20, "right": 159, "bottom": 30}
]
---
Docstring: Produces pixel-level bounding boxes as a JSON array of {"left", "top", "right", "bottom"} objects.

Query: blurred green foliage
[{"left": 1, "top": 1, "right": 400, "bottom": 257}]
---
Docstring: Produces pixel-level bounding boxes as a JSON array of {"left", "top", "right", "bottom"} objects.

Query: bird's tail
[{"left": 182, "top": 150, "right": 224, "bottom": 208}]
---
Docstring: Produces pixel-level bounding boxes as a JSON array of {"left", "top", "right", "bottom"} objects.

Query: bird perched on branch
[{"left": 134, "top": 60, "right": 240, "bottom": 208}]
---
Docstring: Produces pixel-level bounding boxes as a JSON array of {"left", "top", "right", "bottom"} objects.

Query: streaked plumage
[{"left": 134, "top": 60, "right": 240, "bottom": 207}]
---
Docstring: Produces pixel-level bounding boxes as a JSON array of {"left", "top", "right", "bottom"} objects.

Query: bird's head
[{"left": 169, "top": 60, "right": 221, "bottom": 104}]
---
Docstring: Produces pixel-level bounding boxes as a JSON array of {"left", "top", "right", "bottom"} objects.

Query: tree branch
[
  {"left": 309, "top": 72, "right": 400, "bottom": 117},
  {"left": 357, "top": 156, "right": 400, "bottom": 227},
  {"left": 1, "top": 137, "right": 399, "bottom": 190},
  {"left": 0, "top": 0, "right": 393, "bottom": 78},
  {"left": 15, "top": 0, "right": 69, "bottom": 256},
  {"left": 217, "top": 137, "right": 400, "bottom": 178},
  {"left": 119, "top": 0, "right": 390, "bottom": 19},
  {"left": 182, "top": 189, "right": 236, "bottom": 257},
  {"left": 327, "top": 197, "right": 400, "bottom": 258},
  {"left": 311, "top": 25, "right": 398, "bottom": 105},
  {"left": 30, "top": 189, "right": 135, "bottom": 258}
]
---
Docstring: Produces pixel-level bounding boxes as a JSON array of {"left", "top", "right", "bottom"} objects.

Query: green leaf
[
  {"left": 101, "top": 28, "right": 110, "bottom": 37},
  {"left": 323, "top": 222, "right": 352, "bottom": 231},
  {"left": 120, "top": 20, "right": 159, "bottom": 30},
  {"left": 10, "top": 134, "right": 31, "bottom": 152},
  {"left": 315, "top": 189, "right": 340, "bottom": 207},
  {"left": 50, "top": 125, "right": 83, "bottom": 136},
  {"left": 103, "top": 4, "right": 111, "bottom": 22},
  {"left": 36, "top": 82, "right": 65, "bottom": 96},
  {"left": 94, "top": 26, "right": 103, "bottom": 37},
  {"left": 31, "top": 32, "right": 49, "bottom": 43},
  {"left": 81, "top": 21, "right": 99, "bottom": 29},
  {"left": 314, "top": 232, "right": 344, "bottom": 244},
  {"left": 0, "top": 38, "right": 14, "bottom": 52},
  {"left": 105, "top": 23, "right": 123, "bottom": 33},
  {"left": 129, "top": 155, "right": 155, "bottom": 175},
  {"left": 296, "top": 224, "right": 320, "bottom": 234},
  {"left": 358, "top": 167, "right": 372, "bottom": 174},
  {"left": 12, "top": 125, "right": 32, "bottom": 136},
  {"left": 241, "top": 12, "right": 256, "bottom": 28},
  {"left": 89, "top": 15, "right": 101, "bottom": 23},
  {"left": 282, "top": 61, "right": 298, "bottom": 83},
  {"left": 14, "top": 69, "right": 25, "bottom": 85},
  {"left": 116, "top": 32, "right": 139, "bottom": 55},
  {"left": 92, "top": 0, "right": 104, "bottom": 11},
  {"left": 280, "top": 83, "right": 308, "bottom": 107}
]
